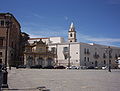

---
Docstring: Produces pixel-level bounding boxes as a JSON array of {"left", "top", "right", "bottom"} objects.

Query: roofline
[
  {"left": 29, "top": 38, "right": 49, "bottom": 40},
  {"left": 0, "top": 12, "right": 21, "bottom": 28},
  {"left": 48, "top": 42, "right": 120, "bottom": 49}
]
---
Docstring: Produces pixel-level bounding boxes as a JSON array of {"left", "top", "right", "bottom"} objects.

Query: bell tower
[{"left": 68, "top": 22, "right": 77, "bottom": 42}]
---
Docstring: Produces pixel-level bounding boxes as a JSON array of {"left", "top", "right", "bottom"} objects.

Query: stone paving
[{"left": 2, "top": 68, "right": 120, "bottom": 91}]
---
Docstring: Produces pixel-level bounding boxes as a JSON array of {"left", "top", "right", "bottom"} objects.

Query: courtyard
[{"left": 2, "top": 68, "right": 120, "bottom": 91}]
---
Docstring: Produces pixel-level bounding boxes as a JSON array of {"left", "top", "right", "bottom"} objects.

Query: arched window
[{"left": 70, "top": 33, "right": 72, "bottom": 37}]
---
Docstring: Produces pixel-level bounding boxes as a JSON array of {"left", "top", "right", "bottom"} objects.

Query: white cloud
[
  {"left": 88, "top": 38, "right": 120, "bottom": 42},
  {"left": 29, "top": 34, "right": 45, "bottom": 38},
  {"left": 33, "top": 13, "right": 45, "bottom": 19},
  {"left": 77, "top": 32, "right": 120, "bottom": 46}
]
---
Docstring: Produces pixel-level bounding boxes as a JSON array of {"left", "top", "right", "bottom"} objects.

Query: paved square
[{"left": 2, "top": 68, "right": 120, "bottom": 91}]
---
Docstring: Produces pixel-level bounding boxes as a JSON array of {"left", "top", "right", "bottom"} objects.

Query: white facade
[
  {"left": 48, "top": 42, "right": 120, "bottom": 68},
  {"left": 28, "top": 37, "right": 64, "bottom": 44},
  {"left": 28, "top": 22, "right": 120, "bottom": 68}
]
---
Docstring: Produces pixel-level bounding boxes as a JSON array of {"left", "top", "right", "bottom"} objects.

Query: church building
[{"left": 27, "top": 22, "right": 120, "bottom": 69}]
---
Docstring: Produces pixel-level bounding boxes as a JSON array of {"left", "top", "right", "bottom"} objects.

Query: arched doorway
[
  {"left": 37, "top": 57, "right": 44, "bottom": 66},
  {"left": 46, "top": 58, "right": 53, "bottom": 66},
  {"left": 27, "top": 56, "right": 33, "bottom": 67}
]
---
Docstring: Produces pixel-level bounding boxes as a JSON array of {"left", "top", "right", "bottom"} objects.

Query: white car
[
  {"left": 69, "top": 66, "right": 79, "bottom": 69},
  {"left": 102, "top": 66, "right": 107, "bottom": 70}
]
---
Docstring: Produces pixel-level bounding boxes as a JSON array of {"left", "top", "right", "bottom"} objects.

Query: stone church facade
[{"left": 24, "top": 39, "right": 56, "bottom": 67}]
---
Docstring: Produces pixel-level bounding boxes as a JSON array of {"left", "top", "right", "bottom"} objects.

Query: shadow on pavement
[{"left": 2, "top": 86, "right": 50, "bottom": 91}]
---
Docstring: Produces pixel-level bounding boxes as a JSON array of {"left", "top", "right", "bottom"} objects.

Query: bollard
[{"left": 2, "top": 67, "right": 8, "bottom": 88}]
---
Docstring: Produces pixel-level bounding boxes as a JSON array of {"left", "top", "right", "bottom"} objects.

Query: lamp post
[
  {"left": 105, "top": 46, "right": 112, "bottom": 72},
  {"left": 2, "top": 21, "right": 10, "bottom": 88},
  {"left": 68, "top": 43, "right": 71, "bottom": 67}
]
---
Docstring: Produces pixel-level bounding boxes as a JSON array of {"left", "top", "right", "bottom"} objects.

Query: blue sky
[{"left": 0, "top": 0, "right": 120, "bottom": 47}]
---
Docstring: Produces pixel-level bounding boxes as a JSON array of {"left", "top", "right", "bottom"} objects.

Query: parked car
[
  {"left": 67, "top": 66, "right": 79, "bottom": 69},
  {"left": 87, "top": 66, "right": 94, "bottom": 69},
  {"left": 16, "top": 65, "right": 26, "bottom": 69},
  {"left": 102, "top": 66, "right": 107, "bottom": 70},
  {"left": 43, "top": 66, "right": 54, "bottom": 69},
  {"left": 79, "top": 66, "right": 87, "bottom": 69},
  {"left": 55, "top": 66, "right": 66, "bottom": 69},
  {"left": 30, "top": 65, "right": 42, "bottom": 69}
]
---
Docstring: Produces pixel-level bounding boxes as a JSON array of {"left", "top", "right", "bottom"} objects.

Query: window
[
  {"left": 87, "top": 57, "right": 89, "bottom": 62},
  {"left": 63, "top": 47, "right": 69, "bottom": 52},
  {"left": 0, "top": 59, "right": 2, "bottom": 62},
  {"left": 84, "top": 57, "right": 86, "bottom": 61},
  {"left": 87, "top": 49, "right": 89, "bottom": 54},
  {"left": 0, "top": 39, "right": 3, "bottom": 46},
  {"left": 76, "top": 60, "right": 78, "bottom": 62},
  {"left": 103, "top": 53, "right": 106, "bottom": 58},
  {"left": 1, "top": 20, "right": 4, "bottom": 26},
  {"left": 51, "top": 47, "right": 56, "bottom": 53},
  {"left": 0, "top": 52, "right": 2, "bottom": 57},
  {"left": 84, "top": 48, "right": 86, "bottom": 54},
  {"left": 70, "top": 33, "right": 72, "bottom": 37}
]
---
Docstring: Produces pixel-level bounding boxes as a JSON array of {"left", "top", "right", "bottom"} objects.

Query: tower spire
[
  {"left": 69, "top": 22, "right": 75, "bottom": 32},
  {"left": 70, "top": 22, "right": 74, "bottom": 28},
  {"left": 68, "top": 22, "right": 77, "bottom": 42}
]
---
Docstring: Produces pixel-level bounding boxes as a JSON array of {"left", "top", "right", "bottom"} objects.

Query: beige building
[{"left": 24, "top": 39, "right": 56, "bottom": 67}]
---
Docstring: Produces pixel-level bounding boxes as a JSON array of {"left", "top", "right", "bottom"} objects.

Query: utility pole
[
  {"left": 56, "top": 44, "right": 58, "bottom": 66},
  {"left": 2, "top": 20, "right": 10, "bottom": 88},
  {"left": 105, "top": 46, "right": 112, "bottom": 72},
  {"left": 68, "top": 43, "right": 71, "bottom": 67}
]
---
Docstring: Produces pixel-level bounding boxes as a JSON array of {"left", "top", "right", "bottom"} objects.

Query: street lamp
[
  {"left": 105, "top": 46, "right": 112, "bottom": 72},
  {"left": 2, "top": 20, "right": 11, "bottom": 88},
  {"left": 68, "top": 43, "right": 71, "bottom": 67}
]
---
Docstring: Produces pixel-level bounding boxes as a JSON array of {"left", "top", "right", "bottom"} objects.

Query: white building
[{"left": 28, "top": 23, "right": 120, "bottom": 68}]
